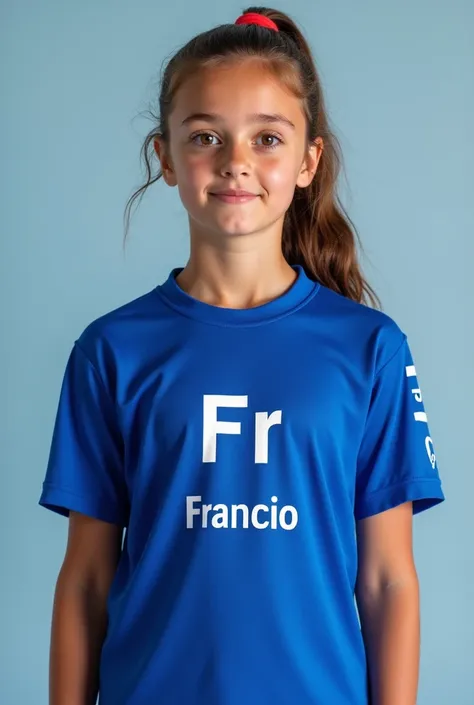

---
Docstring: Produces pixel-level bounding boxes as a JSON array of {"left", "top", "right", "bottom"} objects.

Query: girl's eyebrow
[{"left": 181, "top": 112, "right": 296, "bottom": 130}]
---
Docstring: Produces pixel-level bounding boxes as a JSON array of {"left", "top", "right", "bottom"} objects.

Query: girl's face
[{"left": 155, "top": 60, "right": 322, "bottom": 241}]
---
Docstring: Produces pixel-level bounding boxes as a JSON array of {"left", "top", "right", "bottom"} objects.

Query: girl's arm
[
  {"left": 49, "top": 511, "right": 123, "bottom": 705},
  {"left": 355, "top": 502, "right": 420, "bottom": 705}
]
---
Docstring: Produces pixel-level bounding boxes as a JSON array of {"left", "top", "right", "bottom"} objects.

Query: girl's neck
[{"left": 175, "top": 255, "right": 297, "bottom": 310}]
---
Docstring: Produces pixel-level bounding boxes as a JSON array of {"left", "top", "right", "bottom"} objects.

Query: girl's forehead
[{"left": 170, "top": 62, "right": 304, "bottom": 125}]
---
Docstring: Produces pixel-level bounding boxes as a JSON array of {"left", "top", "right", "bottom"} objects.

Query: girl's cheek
[
  {"left": 183, "top": 154, "right": 213, "bottom": 179},
  {"left": 175, "top": 154, "right": 204, "bottom": 180},
  {"left": 176, "top": 182, "right": 201, "bottom": 210},
  {"left": 264, "top": 163, "right": 295, "bottom": 189},
  {"left": 188, "top": 168, "right": 210, "bottom": 192}
]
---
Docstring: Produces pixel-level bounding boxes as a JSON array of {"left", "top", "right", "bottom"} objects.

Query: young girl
[{"left": 39, "top": 7, "right": 445, "bottom": 705}]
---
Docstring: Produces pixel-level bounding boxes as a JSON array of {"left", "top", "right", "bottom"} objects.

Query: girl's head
[{"left": 124, "top": 7, "right": 380, "bottom": 308}]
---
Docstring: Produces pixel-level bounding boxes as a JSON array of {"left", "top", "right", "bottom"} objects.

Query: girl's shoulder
[
  {"left": 313, "top": 282, "right": 408, "bottom": 373},
  {"left": 74, "top": 285, "right": 165, "bottom": 361}
]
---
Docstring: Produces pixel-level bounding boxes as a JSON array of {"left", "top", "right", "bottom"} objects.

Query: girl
[{"left": 39, "top": 7, "right": 445, "bottom": 705}]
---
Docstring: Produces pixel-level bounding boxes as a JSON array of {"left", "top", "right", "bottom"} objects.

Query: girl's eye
[
  {"left": 190, "top": 132, "right": 283, "bottom": 150},
  {"left": 255, "top": 133, "right": 283, "bottom": 149},
  {"left": 191, "top": 133, "right": 220, "bottom": 147}
]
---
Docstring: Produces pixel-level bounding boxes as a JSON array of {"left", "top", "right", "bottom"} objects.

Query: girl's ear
[
  {"left": 154, "top": 137, "right": 178, "bottom": 187},
  {"left": 296, "top": 137, "right": 324, "bottom": 189}
]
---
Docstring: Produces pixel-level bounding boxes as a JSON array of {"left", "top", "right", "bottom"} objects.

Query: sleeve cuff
[
  {"left": 355, "top": 478, "right": 445, "bottom": 520},
  {"left": 39, "top": 482, "right": 127, "bottom": 526}
]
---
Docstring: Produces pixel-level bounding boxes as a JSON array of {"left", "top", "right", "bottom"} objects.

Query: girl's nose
[{"left": 218, "top": 142, "right": 252, "bottom": 178}]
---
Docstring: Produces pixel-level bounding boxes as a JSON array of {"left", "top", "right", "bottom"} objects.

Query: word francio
[
  {"left": 186, "top": 395, "right": 298, "bottom": 530},
  {"left": 186, "top": 495, "right": 299, "bottom": 530}
]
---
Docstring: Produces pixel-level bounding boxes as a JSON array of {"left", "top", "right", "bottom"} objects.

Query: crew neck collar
[{"left": 155, "top": 265, "right": 320, "bottom": 327}]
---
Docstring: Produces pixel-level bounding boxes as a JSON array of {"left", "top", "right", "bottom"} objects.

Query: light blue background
[{"left": 2, "top": 1, "right": 472, "bottom": 703}]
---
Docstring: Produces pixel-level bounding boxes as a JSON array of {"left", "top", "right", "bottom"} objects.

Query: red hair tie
[{"left": 235, "top": 12, "right": 279, "bottom": 32}]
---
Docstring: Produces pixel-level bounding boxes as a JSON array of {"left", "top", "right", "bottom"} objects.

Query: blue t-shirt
[{"left": 39, "top": 264, "right": 445, "bottom": 705}]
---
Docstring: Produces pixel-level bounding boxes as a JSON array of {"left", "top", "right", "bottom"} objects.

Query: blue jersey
[{"left": 39, "top": 264, "right": 445, "bottom": 705}]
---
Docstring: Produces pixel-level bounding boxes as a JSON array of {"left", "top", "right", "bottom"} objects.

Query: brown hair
[{"left": 123, "top": 6, "right": 381, "bottom": 308}]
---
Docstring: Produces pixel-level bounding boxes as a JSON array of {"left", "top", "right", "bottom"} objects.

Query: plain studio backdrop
[{"left": 1, "top": 1, "right": 472, "bottom": 703}]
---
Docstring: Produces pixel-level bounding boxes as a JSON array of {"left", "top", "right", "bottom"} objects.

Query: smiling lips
[{"left": 210, "top": 189, "right": 259, "bottom": 204}]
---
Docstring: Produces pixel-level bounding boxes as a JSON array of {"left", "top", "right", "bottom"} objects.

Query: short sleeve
[
  {"left": 355, "top": 335, "right": 445, "bottom": 520},
  {"left": 39, "top": 342, "right": 129, "bottom": 526}
]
